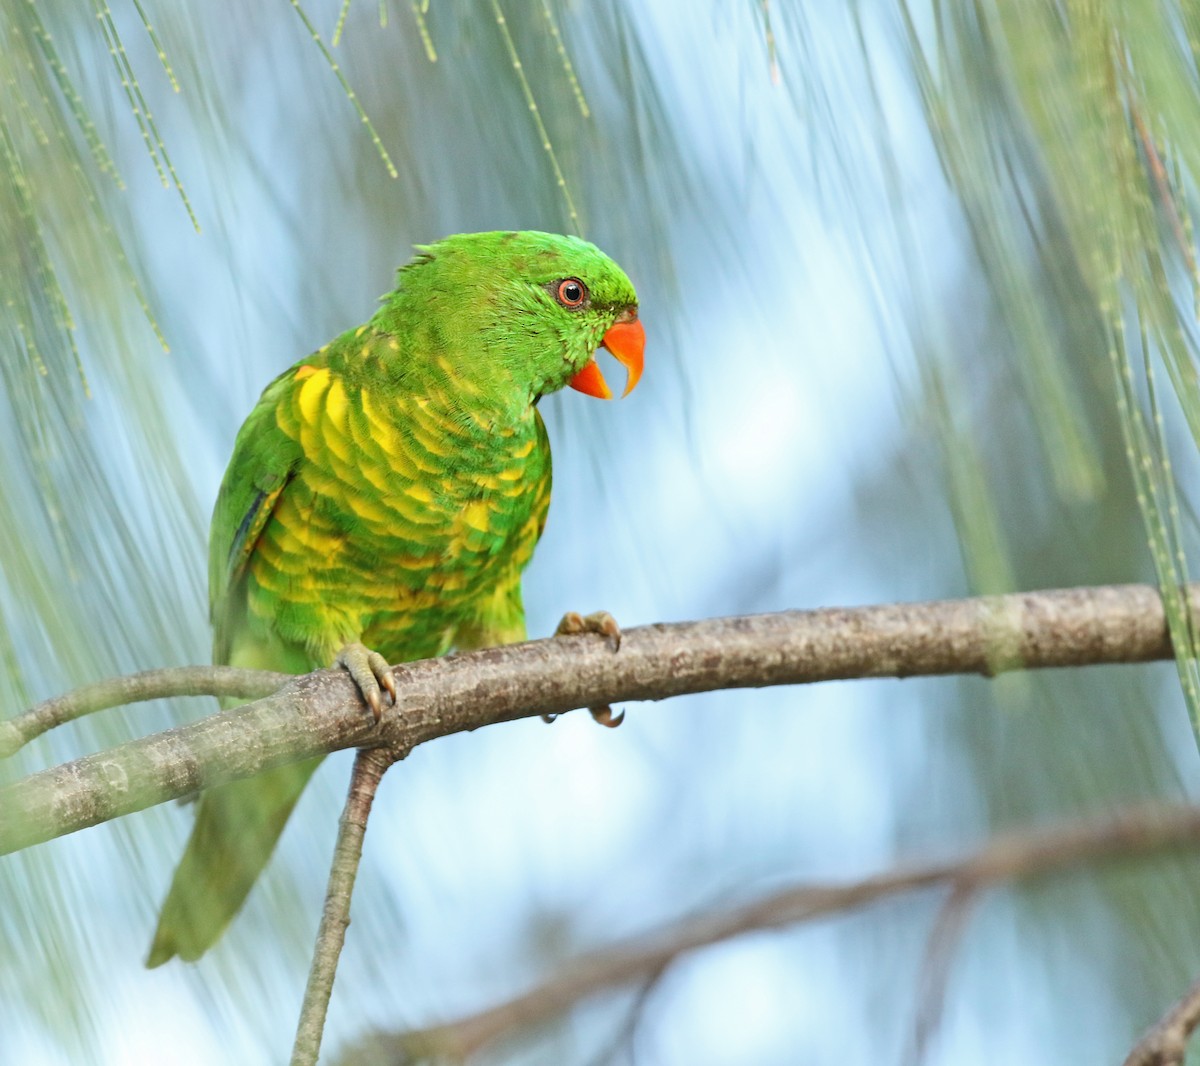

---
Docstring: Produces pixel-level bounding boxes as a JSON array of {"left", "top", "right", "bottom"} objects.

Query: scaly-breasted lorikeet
[{"left": 146, "top": 231, "right": 644, "bottom": 966}]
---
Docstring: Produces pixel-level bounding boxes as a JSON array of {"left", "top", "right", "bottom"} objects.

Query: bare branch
[
  {"left": 380, "top": 803, "right": 1200, "bottom": 1062},
  {"left": 908, "top": 882, "right": 981, "bottom": 1066},
  {"left": 0, "top": 582, "right": 1189, "bottom": 856},
  {"left": 292, "top": 746, "right": 401, "bottom": 1066},
  {"left": 1124, "top": 974, "right": 1200, "bottom": 1066},
  {"left": 0, "top": 665, "right": 290, "bottom": 758},
  {"left": 579, "top": 965, "right": 668, "bottom": 1066}
]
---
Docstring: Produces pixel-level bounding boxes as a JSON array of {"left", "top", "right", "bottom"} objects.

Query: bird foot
[
  {"left": 556, "top": 610, "right": 621, "bottom": 650},
  {"left": 334, "top": 642, "right": 397, "bottom": 723},
  {"left": 544, "top": 611, "right": 624, "bottom": 728},
  {"left": 587, "top": 705, "right": 624, "bottom": 728}
]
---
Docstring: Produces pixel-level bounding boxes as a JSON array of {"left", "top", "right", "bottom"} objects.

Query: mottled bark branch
[
  {"left": 292, "top": 747, "right": 400, "bottom": 1066},
  {"left": 1124, "top": 974, "right": 1200, "bottom": 1066},
  {"left": 370, "top": 803, "right": 1200, "bottom": 1063},
  {"left": 0, "top": 582, "right": 1188, "bottom": 856},
  {"left": 0, "top": 665, "right": 290, "bottom": 758}
]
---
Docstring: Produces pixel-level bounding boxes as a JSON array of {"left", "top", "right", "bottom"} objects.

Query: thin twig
[
  {"left": 581, "top": 964, "right": 667, "bottom": 1066},
  {"left": 1124, "top": 973, "right": 1200, "bottom": 1066},
  {"left": 0, "top": 583, "right": 1193, "bottom": 856},
  {"left": 292, "top": 746, "right": 402, "bottom": 1066},
  {"left": 382, "top": 803, "right": 1200, "bottom": 1061},
  {"left": 907, "top": 881, "right": 981, "bottom": 1066},
  {"left": 0, "top": 665, "right": 290, "bottom": 758}
]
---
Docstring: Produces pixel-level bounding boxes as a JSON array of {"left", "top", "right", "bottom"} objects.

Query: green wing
[
  {"left": 148, "top": 367, "right": 313, "bottom": 968},
  {"left": 208, "top": 369, "right": 306, "bottom": 665}
]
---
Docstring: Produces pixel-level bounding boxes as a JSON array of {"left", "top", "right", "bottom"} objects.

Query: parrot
[{"left": 146, "top": 231, "right": 644, "bottom": 967}]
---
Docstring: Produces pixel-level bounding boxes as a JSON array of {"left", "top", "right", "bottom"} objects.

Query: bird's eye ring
[{"left": 555, "top": 278, "right": 588, "bottom": 308}]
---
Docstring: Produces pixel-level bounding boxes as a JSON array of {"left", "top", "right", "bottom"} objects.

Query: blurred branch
[
  {"left": 293, "top": 746, "right": 400, "bottom": 1066},
  {"left": 0, "top": 664, "right": 290, "bottom": 758},
  {"left": 0, "top": 581, "right": 1193, "bottom": 856},
  {"left": 377, "top": 803, "right": 1200, "bottom": 1063},
  {"left": 908, "top": 881, "right": 981, "bottom": 1066},
  {"left": 1124, "top": 973, "right": 1200, "bottom": 1066},
  {"left": 578, "top": 964, "right": 668, "bottom": 1066}
]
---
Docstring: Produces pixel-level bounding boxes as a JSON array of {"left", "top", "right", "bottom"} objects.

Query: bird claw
[
  {"left": 550, "top": 610, "right": 624, "bottom": 727},
  {"left": 589, "top": 705, "right": 624, "bottom": 728},
  {"left": 541, "top": 705, "right": 622, "bottom": 728},
  {"left": 335, "top": 642, "right": 396, "bottom": 724},
  {"left": 555, "top": 610, "right": 621, "bottom": 651}
]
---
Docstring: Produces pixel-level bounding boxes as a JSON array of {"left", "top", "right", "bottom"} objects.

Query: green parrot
[{"left": 146, "top": 231, "right": 643, "bottom": 966}]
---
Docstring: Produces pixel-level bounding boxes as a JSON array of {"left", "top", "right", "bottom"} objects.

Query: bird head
[{"left": 387, "top": 231, "right": 644, "bottom": 413}]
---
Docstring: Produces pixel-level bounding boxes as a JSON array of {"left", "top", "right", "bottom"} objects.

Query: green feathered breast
[
  {"left": 214, "top": 328, "right": 552, "bottom": 673},
  {"left": 148, "top": 230, "right": 640, "bottom": 966}
]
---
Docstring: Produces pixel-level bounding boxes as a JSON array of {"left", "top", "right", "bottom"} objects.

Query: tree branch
[
  {"left": 0, "top": 665, "right": 290, "bottom": 758},
  {"left": 371, "top": 803, "right": 1200, "bottom": 1062},
  {"left": 292, "top": 746, "right": 401, "bottom": 1066},
  {"left": 1124, "top": 974, "right": 1200, "bottom": 1066},
  {"left": 908, "top": 881, "right": 981, "bottom": 1066},
  {"left": 0, "top": 582, "right": 1188, "bottom": 856}
]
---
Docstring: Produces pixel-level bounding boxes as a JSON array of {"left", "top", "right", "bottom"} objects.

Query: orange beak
[{"left": 568, "top": 311, "right": 645, "bottom": 400}]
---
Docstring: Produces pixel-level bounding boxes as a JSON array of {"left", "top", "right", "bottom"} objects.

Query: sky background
[{"left": 3, "top": 2, "right": 1200, "bottom": 1064}]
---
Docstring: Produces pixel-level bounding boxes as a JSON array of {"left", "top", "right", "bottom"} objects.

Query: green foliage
[{"left": 892, "top": 0, "right": 1200, "bottom": 739}]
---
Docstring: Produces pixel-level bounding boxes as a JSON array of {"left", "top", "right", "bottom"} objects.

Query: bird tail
[{"left": 146, "top": 757, "right": 321, "bottom": 967}]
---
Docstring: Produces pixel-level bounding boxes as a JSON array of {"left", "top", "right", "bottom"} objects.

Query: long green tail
[{"left": 146, "top": 757, "right": 321, "bottom": 967}]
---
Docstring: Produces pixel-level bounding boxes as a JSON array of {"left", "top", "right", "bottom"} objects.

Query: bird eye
[{"left": 555, "top": 278, "right": 588, "bottom": 308}]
